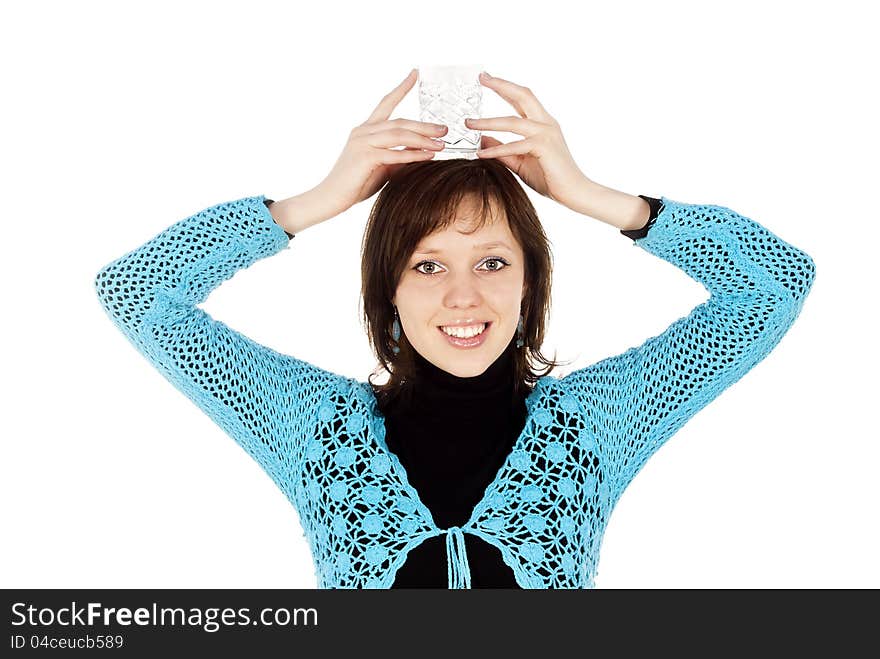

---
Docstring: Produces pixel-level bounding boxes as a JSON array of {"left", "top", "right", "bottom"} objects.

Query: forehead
[{"left": 415, "top": 196, "right": 515, "bottom": 251}]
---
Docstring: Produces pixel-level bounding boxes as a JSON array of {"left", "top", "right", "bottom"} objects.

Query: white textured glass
[{"left": 418, "top": 64, "right": 483, "bottom": 160}]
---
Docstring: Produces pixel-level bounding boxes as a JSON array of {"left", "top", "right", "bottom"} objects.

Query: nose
[{"left": 441, "top": 271, "right": 485, "bottom": 308}]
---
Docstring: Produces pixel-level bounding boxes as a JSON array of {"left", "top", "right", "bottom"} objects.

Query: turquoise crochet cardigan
[{"left": 94, "top": 194, "right": 816, "bottom": 588}]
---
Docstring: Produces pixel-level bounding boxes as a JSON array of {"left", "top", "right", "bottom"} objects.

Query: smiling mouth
[
  {"left": 437, "top": 321, "right": 490, "bottom": 335},
  {"left": 436, "top": 321, "right": 492, "bottom": 347}
]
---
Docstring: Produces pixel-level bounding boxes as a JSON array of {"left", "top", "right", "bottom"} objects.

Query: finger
[
  {"left": 365, "top": 128, "right": 446, "bottom": 151},
  {"left": 365, "top": 69, "right": 418, "bottom": 124},
  {"left": 477, "top": 135, "right": 521, "bottom": 171},
  {"left": 480, "top": 135, "right": 505, "bottom": 149},
  {"left": 479, "top": 73, "right": 554, "bottom": 122},
  {"left": 361, "top": 117, "right": 448, "bottom": 137},
  {"left": 379, "top": 148, "right": 437, "bottom": 164},
  {"left": 465, "top": 115, "right": 541, "bottom": 138},
  {"left": 477, "top": 138, "right": 533, "bottom": 159}
]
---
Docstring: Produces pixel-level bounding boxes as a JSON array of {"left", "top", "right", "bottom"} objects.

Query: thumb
[
  {"left": 478, "top": 135, "right": 518, "bottom": 171},
  {"left": 480, "top": 135, "right": 504, "bottom": 149}
]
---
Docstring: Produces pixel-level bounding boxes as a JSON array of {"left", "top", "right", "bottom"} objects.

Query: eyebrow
[{"left": 414, "top": 241, "right": 513, "bottom": 255}]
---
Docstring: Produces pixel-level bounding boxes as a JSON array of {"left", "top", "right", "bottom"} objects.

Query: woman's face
[{"left": 392, "top": 196, "right": 526, "bottom": 378}]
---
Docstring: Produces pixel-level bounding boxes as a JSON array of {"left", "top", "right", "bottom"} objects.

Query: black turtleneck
[{"left": 382, "top": 334, "right": 529, "bottom": 588}]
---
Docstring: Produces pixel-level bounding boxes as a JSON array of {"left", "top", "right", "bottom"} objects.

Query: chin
[{"left": 446, "top": 346, "right": 503, "bottom": 376}]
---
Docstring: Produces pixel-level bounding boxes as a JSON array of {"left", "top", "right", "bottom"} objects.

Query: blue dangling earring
[
  {"left": 516, "top": 313, "right": 524, "bottom": 348},
  {"left": 391, "top": 306, "right": 401, "bottom": 355}
]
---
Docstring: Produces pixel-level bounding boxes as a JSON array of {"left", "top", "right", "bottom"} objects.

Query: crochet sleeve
[
  {"left": 93, "top": 195, "right": 343, "bottom": 491},
  {"left": 559, "top": 197, "right": 816, "bottom": 504}
]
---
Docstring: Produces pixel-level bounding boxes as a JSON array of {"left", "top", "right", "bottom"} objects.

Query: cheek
[
  {"left": 496, "top": 278, "right": 526, "bottom": 307},
  {"left": 393, "top": 278, "right": 419, "bottom": 307}
]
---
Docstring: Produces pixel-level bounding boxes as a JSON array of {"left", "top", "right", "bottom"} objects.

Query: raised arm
[
  {"left": 93, "top": 195, "right": 344, "bottom": 493},
  {"left": 559, "top": 197, "right": 816, "bottom": 505}
]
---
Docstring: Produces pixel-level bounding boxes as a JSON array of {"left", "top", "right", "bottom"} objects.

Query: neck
[{"left": 407, "top": 336, "right": 517, "bottom": 413}]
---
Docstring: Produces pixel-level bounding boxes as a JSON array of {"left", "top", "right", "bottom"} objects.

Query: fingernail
[{"left": 480, "top": 71, "right": 491, "bottom": 80}]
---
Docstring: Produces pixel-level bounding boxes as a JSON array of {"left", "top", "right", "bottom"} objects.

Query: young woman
[{"left": 94, "top": 69, "right": 816, "bottom": 588}]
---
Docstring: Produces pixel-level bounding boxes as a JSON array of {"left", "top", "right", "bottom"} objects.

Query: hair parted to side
[{"left": 359, "top": 157, "right": 573, "bottom": 410}]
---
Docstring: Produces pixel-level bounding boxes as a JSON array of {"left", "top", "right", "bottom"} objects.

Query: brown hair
[{"left": 359, "top": 157, "right": 572, "bottom": 410}]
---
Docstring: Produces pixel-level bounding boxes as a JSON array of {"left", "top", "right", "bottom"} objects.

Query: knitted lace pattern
[{"left": 94, "top": 195, "right": 816, "bottom": 588}]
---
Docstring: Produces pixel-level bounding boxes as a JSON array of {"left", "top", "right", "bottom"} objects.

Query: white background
[{"left": 2, "top": 0, "right": 875, "bottom": 589}]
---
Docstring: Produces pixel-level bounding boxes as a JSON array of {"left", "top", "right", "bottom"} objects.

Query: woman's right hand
[{"left": 315, "top": 69, "right": 449, "bottom": 216}]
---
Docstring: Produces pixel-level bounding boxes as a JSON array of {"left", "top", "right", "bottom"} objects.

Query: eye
[
  {"left": 481, "top": 257, "right": 509, "bottom": 272},
  {"left": 413, "top": 257, "right": 511, "bottom": 276}
]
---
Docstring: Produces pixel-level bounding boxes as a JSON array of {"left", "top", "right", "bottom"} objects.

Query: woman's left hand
[{"left": 466, "top": 72, "right": 591, "bottom": 211}]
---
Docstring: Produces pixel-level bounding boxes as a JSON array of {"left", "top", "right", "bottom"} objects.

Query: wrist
[
  {"left": 573, "top": 179, "right": 652, "bottom": 231},
  {"left": 270, "top": 186, "right": 338, "bottom": 235}
]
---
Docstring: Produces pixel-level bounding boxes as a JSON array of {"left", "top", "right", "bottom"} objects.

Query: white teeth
[{"left": 440, "top": 323, "right": 487, "bottom": 338}]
